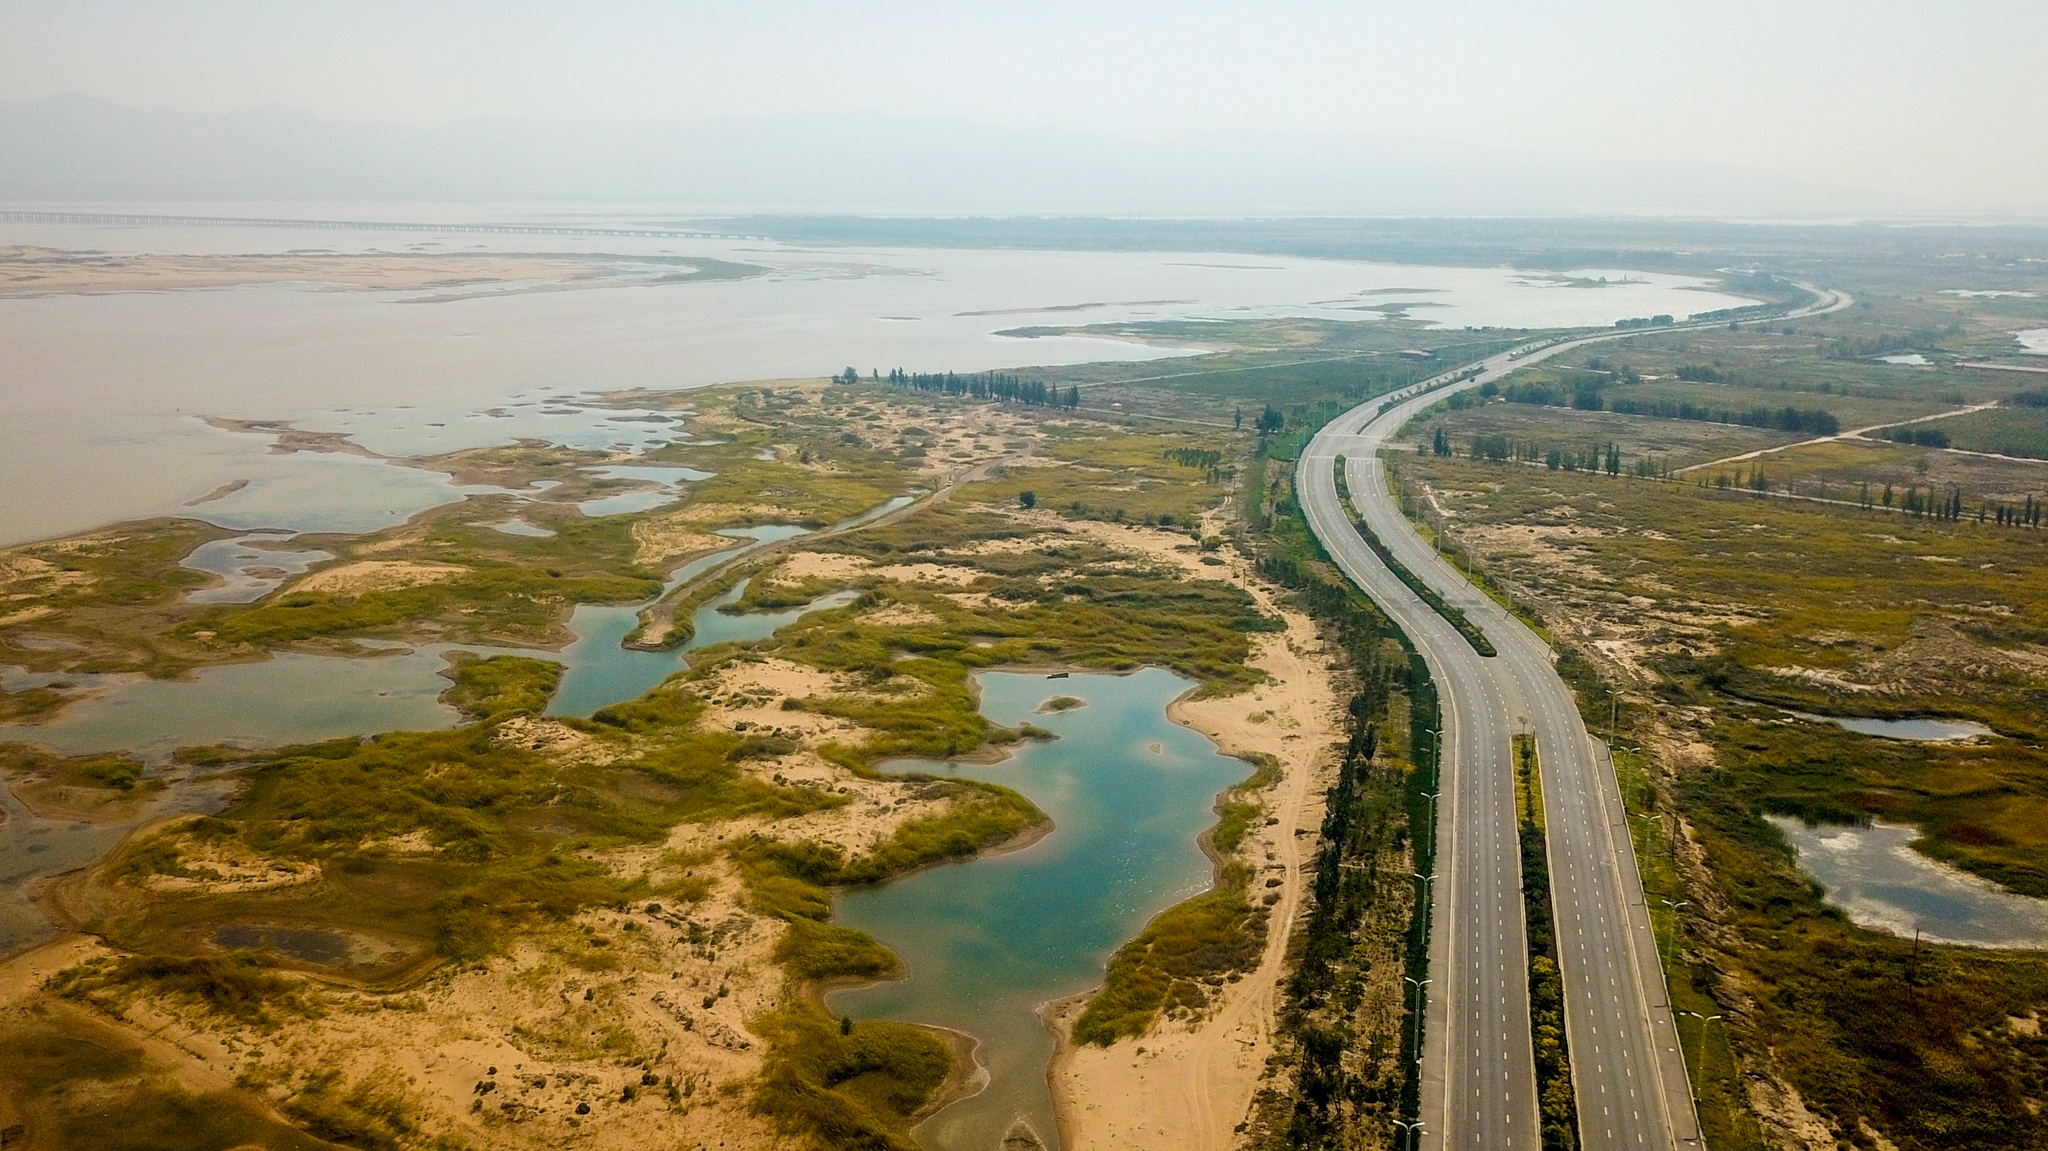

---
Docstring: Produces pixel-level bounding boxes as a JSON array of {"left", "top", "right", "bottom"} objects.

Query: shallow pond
[
  {"left": 1789, "top": 710, "right": 1992, "bottom": 741},
  {"left": 1768, "top": 816, "right": 2048, "bottom": 948},
  {"left": 183, "top": 449, "right": 531, "bottom": 537},
  {"left": 543, "top": 524, "right": 819, "bottom": 718},
  {"left": 575, "top": 463, "right": 717, "bottom": 517},
  {"left": 575, "top": 489, "right": 684, "bottom": 517},
  {"left": 0, "top": 645, "right": 527, "bottom": 761},
  {"left": 0, "top": 770, "right": 241, "bottom": 956},
  {"left": 828, "top": 668, "right": 1245, "bottom": 1151},
  {"left": 181, "top": 532, "right": 334, "bottom": 604},
  {"left": 0, "top": 521, "right": 855, "bottom": 955},
  {"left": 546, "top": 573, "right": 855, "bottom": 717}
]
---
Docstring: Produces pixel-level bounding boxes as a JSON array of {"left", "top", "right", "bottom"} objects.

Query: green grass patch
[
  {"left": 93, "top": 714, "right": 843, "bottom": 980},
  {"left": 1072, "top": 861, "right": 1265, "bottom": 1044},
  {"left": 186, "top": 567, "right": 660, "bottom": 648},
  {"left": 751, "top": 1005, "right": 954, "bottom": 1151},
  {"left": 958, "top": 423, "right": 1234, "bottom": 526},
  {"left": 1922, "top": 405, "right": 2048, "bottom": 460},
  {"left": 438, "top": 652, "right": 563, "bottom": 721}
]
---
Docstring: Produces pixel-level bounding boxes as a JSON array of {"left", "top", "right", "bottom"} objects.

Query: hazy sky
[{"left": 3, "top": 0, "right": 2044, "bottom": 213}]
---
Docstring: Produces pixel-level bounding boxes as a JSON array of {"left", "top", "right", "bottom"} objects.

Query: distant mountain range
[{"left": 0, "top": 94, "right": 1917, "bottom": 217}]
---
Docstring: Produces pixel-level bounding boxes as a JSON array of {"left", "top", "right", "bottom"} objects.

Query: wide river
[{"left": 0, "top": 205, "right": 1759, "bottom": 545}]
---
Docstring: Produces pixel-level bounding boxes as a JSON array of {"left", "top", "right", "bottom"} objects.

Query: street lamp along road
[
  {"left": 1676, "top": 1011, "right": 1724, "bottom": 1093},
  {"left": 1403, "top": 976, "right": 1432, "bottom": 1069}
]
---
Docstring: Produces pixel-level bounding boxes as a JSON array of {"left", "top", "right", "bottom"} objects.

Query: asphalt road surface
[{"left": 1297, "top": 289, "right": 1849, "bottom": 1151}]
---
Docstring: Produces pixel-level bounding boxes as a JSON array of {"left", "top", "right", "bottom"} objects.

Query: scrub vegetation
[
  {"left": 1397, "top": 279, "right": 2048, "bottom": 1150},
  {"left": 0, "top": 1010, "right": 348, "bottom": 1151},
  {"left": 438, "top": 653, "right": 566, "bottom": 722},
  {"left": 0, "top": 742, "right": 160, "bottom": 822},
  {"left": 1515, "top": 736, "right": 1580, "bottom": 1151},
  {"left": 1235, "top": 441, "right": 1434, "bottom": 1151},
  {"left": 958, "top": 423, "right": 1237, "bottom": 526},
  {"left": 3, "top": 376, "right": 1310, "bottom": 1151}
]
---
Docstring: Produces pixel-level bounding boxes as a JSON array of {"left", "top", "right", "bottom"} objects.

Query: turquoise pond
[{"left": 829, "top": 667, "right": 1245, "bottom": 1151}]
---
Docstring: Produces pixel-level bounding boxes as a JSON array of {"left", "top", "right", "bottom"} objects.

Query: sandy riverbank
[{"left": 1044, "top": 531, "right": 1343, "bottom": 1151}]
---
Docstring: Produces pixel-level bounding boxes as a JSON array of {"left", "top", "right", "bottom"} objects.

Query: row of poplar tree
[{"left": 841, "top": 366, "right": 1081, "bottom": 409}]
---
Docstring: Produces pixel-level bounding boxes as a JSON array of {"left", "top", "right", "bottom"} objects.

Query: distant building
[{"left": 1399, "top": 348, "right": 1436, "bottom": 360}]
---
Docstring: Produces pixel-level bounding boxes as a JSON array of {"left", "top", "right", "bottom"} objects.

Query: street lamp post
[
  {"left": 1656, "top": 897, "right": 1690, "bottom": 962},
  {"left": 1677, "top": 1010, "right": 1724, "bottom": 1089},
  {"left": 1403, "top": 975, "right": 1432, "bottom": 1068},
  {"left": 1393, "top": 1118, "right": 1425, "bottom": 1151},
  {"left": 1419, "top": 791, "right": 1440, "bottom": 862}
]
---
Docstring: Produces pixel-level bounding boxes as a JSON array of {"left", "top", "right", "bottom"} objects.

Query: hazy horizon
[{"left": 3, "top": 1, "right": 2045, "bottom": 217}]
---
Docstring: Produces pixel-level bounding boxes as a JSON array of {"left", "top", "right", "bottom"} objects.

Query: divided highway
[{"left": 1297, "top": 289, "right": 1848, "bottom": 1151}]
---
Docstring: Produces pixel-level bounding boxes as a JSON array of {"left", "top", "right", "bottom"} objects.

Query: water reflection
[
  {"left": 1788, "top": 711, "right": 1992, "bottom": 742},
  {"left": 1769, "top": 816, "right": 2048, "bottom": 948}
]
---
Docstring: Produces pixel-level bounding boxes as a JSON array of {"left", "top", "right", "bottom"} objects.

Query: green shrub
[
  {"left": 53, "top": 953, "right": 306, "bottom": 1027},
  {"left": 751, "top": 1005, "right": 952, "bottom": 1151},
  {"left": 1073, "top": 864, "right": 1265, "bottom": 1044},
  {"left": 439, "top": 653, "right": 563, "bottom": 721}
]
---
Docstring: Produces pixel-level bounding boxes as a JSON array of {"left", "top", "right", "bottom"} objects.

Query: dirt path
[
  {"left": 1672, "top": 401, "right": 1999, "bottom": 476},
  {"left": 631, "top": 420, "right": 1031, "bottom": 648},
  {"left": 1047, "top": 560, "right": 1341, "bottom": 1151}
]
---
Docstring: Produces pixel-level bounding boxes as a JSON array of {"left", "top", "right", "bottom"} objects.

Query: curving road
[{"left": 1297, "top": 288, "right": 1848, "bottom": 1151}]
